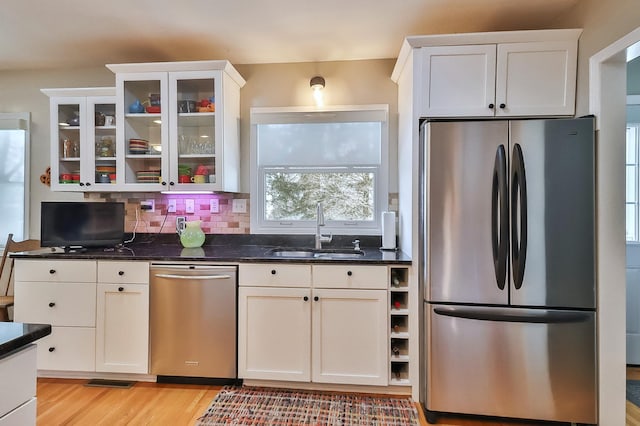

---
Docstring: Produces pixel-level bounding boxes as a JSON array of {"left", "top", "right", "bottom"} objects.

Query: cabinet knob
[
  {"left": 271, "top": 269, "right": 277, "bottom": 275},
  {"left": 49, "top": 269, "right": 56, "bottom": 274},
  {"left": 79, "top": 182, "right": 85, "bottom": 187},
  {"left": 48, "top": 302, "right": 55, "bottom": 307},
  {"left": 169, "top": 181, "right": 175, "bottom": 186},
  {"left": 303, "top": 296, "right": 309, "bottom": 301},
  {"left": 488, "top": 103, "right": 495, "bottom": 109},
  {"left": 118, "top": 270, "right": 125, "bottom": 276},
  {"left": 48, "top": 347, "right": 55, "bottom": 352},
  {"left": 347, "top": 270, "right": 353, "bottom": 276},
  {"left": 314, "top": 296, "right": 319, "bottom": 301},
  {"left": 85, "top": 182, "right": 91, "bottom": 186},
  {"left": 499, "top": 103, "right": 506, "bottom": 109},
  {"left": 162, "top": 181, "right": 167, "bottom": 186},
  {"left": 118, "top": 287, "right": 124, "bottom": 292}
]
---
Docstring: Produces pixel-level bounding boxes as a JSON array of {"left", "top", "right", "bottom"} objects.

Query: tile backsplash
[
  {"left": 85, "top": 192, "right": 250, "bottom": 234},
  {"left": 84, "top": 192, "right": 399, "bottom": 235}
]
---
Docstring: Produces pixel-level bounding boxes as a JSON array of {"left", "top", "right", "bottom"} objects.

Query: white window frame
[
  {"left": 0, "top": 112, "right": 30, "bottom": 247},
  {"left": 628, "top": 122, "right": 640, "bottom": 242},
  {"left": 250, "top": 105, "right": 389, "bottom": 235}
]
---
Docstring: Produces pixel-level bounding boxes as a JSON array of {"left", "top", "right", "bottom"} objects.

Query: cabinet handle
[
  {"left": 48, "top": 347, "right": 55, "bottom": 352},
  {"left": 118, "top": 287, "right": 124, "bottom": 292},
  {"left": 169, "top": 181, "right": 175, "bottom": 186},
  {"left": 488, "top": 103, "right": 495, "bottom": 109},
  {"left": 118, "top": 270, "right": 125, "bottom": 276},
  {"left": 79, "top": 182, "right": 85, "bottom": 187},
  {"left": 49, "top": 269, "right": 56, "bottom": 274},
  {"left": 314, "top": 296, "right": 319, "bottom": 301},
  {"left": 271, "top": 269, "right": 277, "bottom": 275},
  {"left": 162, "top": 181, "right": 167, "bottom": 186},
  {"left": 499, "top": 103, "right": 506, "bottom": 109},
  {"left": 303, "top": 296, "right": 309, "bottom": 301},
  {"left": 86, "top": 182, "right": 91, "bottom": 186},
  {"left": 48, "top": 302, "right": 55, "bottom": 307},
  {"left": 347, "top": 270, "right": 353, "bottom": 276}
]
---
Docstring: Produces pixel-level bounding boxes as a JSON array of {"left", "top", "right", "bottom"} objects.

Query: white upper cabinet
[
  {"left": 495, "top": 41, "right": 577, "bottom": 117},
  {"left": 420, "top": 40, "right": 576, "bottom": 117},
  {"left": 421, "top": 45, "right": 496, "bottom": 117},
  {"left": 396, "top": 29, "right": 581, "bottom": 118},
  {"left": 41, "top": 88, "right": 116, "bottom": 191},
  {"left": 107, "top": 60, "right": 245, "bottom": 192}
]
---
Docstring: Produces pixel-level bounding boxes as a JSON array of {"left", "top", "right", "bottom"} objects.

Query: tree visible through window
[{"left": 251, "top": 106, "right": 388, "bottom": 234}]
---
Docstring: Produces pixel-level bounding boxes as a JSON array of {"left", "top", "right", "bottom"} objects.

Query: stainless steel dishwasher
[{"left": 150, "top": 264, "right": 237, "bottom": 380}]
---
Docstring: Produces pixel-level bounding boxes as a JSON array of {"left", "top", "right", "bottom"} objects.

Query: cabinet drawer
[
  {"left": 312, "top": 265, "right": 387, "bottom": 289},
  {"left": 0, "top": 344, "right": 36, "bottom": 419},
  {"left": 35, "top": 327, "right": 95, "bottom": 372},
  {"left": 15, "top": 259, "right": 96, "bottom": 283},
  {"left": 14, "top": 281, "right": 96, "bottom": 327},
  {"left": 0, "top": 397, "right": 36, "bottom": 426},
  {"left": 239, "top": 264, "right": 311, "bottom": 287},
  {"left": 98, "top": 261, "right": 149, "bottom": 284}
]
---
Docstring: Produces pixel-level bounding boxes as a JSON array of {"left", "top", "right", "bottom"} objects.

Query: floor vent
[{"left": 85, "top": 379, "right": 135, "bottom": 389}]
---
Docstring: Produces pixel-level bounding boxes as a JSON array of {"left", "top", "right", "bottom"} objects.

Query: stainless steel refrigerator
[{"left": 419, "top": 117, "right": 597, "bottom": 424}]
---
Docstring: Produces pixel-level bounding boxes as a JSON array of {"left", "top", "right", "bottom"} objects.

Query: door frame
[{"left": 589, "top": 26, "right": 640, "bottom": 425}]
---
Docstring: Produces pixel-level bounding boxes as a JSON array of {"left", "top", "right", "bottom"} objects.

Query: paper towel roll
[{"left": 381, "top": 211, "right": 396, "bottom": 249}]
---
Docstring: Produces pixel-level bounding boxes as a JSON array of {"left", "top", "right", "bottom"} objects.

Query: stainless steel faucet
[{"left": 315, "top": 202, "right": 333, "bottom": 249}]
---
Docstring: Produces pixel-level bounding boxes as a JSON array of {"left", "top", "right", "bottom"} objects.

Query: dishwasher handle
[{"left": 154, "top": 273, "right": 233, "bottom": 280}]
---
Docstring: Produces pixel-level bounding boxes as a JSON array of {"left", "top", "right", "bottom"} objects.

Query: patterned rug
[
  {"left": 628, "top": 380, "right": 640, "bottom": 407},
  {"left": 196, "top": 386, "right": 420, "bottom": 425}
]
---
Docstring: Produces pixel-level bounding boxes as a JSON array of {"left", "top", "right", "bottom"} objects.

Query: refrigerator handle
[
  {"left": 491, "top": 144, "right": 508, "bottom": 290},
  {"left": 433, "top": 306, "right": 591, "bottom": 324},
  {"left": 511, "top": 143, "right": 528, "bottom": 290}
]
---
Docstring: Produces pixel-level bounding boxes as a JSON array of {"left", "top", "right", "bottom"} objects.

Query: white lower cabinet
[
  {"left": 14, "top": 259, "right": 149, "bottom": 375},
  {"left": 311, "top": 288, "right": 387, "bottom": 385},
  {"left": 238, "top": 263, "right": 388, "bottom": 386},
  {"left": 95, "top": 261, "right": 149, "bottom": 374},
  {"left": 96, "top": 283, "right": 149, "bottom": 373},
  {"left": 0, "top": 344, "right": 37, "bottom": 426},
  {"left": 238, "top": 286, "right": 311, "bottom": 381},
  {"left": 36, "top": 327, "right": 96, "bottom": 371}
]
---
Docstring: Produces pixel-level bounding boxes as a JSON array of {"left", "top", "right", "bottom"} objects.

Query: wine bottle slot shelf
[{"left": 389, "top": 266, "right": 410, "bottom": 385}]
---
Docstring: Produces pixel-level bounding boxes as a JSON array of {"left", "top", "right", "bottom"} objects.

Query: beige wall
[
  {"left": 0, "top": 59, "right": 398, "bottom": 238},
  {"left": 553, "top": 0, "right": 640, "bottom": 115}
]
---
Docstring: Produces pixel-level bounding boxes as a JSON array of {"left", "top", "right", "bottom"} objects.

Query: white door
[
  {"left": 238, "top": 286, "right": 311, "bottom": 381},
  {"left": 420, "top": 44, "right": 496, "bottom": 117},
  {"left": 95, "top": 283, "right": 149, "bottom": 373},
  {"left": 495, "top": 41, "right": 576, "bottom": 117},
  {"left": 311, "top": 288, "right": 388, "bottom": 385}
]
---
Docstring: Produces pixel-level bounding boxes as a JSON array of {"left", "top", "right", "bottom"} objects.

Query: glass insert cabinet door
[
  {"left": 169, "top": 71, "right": 220, "bottom": 189},
  {"left": 116, "top": 72, "right": 168, "bottom": 191},
  {"left": 52, "top": 97, "right": 85, "bottom": 191}
]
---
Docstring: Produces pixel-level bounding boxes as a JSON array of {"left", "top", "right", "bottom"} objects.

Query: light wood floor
[
  {"left": 35, "top": 378, "right": 542, "bottom": 426},
  {"left": 627, "top": 367, "right": 640, "bottom": 426}
]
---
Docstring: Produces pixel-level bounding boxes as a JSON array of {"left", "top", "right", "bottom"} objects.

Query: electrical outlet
[
  {"left": 210, "top": 198, "right": 219, "bottom": 213},
  {"left": 176, "top": 216, "right": 186, "bottom": 234},
  {"left": 185, "top": 199, "right": 195, "bottom": 214},
  {"left": 167, "top": 199, "right": 176, "bottom": 213},
  {"left": 232, "top": 199, "right": 247, "bottom": 213},
  {"left": 140, "top": 199, "right": 155, "bottom": 212}
]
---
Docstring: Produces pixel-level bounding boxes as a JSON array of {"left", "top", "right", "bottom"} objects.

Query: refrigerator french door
[{"left": 420, "top": 118, "right": 597, "bottom": 424}]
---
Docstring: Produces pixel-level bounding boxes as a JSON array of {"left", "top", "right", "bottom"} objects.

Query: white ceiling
[{"left": 0, "top": 0, "right": 580, "bottom": 71}]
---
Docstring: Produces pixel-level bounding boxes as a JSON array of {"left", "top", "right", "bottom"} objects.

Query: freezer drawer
[{"left": 426, "top": 304, "right": 596, "bottom": 424}]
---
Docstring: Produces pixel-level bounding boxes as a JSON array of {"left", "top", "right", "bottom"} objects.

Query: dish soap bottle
[{"left": 179, "top": 220, "right": 205, "bottom": 248}]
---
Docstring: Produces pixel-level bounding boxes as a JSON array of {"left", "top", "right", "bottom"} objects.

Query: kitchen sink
[
  {"left": 269, "top": 248, "right": 365, "bottom": 259},
  {"left": 269, "top": 249, "right": 315, "bottom": 258}
]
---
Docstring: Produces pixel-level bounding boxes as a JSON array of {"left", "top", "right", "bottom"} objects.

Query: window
[
  {"left": 250, "top": 105, "right": 388, "bottom": 234},
  {"left": 0, "top": 113, "right": 30, "bottom": 246},
  {"left": 628, "top": 123, "right": 640, "bottom": 241}
]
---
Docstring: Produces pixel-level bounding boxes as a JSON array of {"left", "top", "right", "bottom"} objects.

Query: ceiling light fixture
[{"left": 310, "top": 76, "right": 325, "bottom": 107}]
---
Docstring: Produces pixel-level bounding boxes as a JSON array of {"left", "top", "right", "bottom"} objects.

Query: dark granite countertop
[
  {"left": 11, "top": 234, "right": 411, "bottom": 265},
  {"left": 0, "top": 323, "right": 51, "bottom": 359}
]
